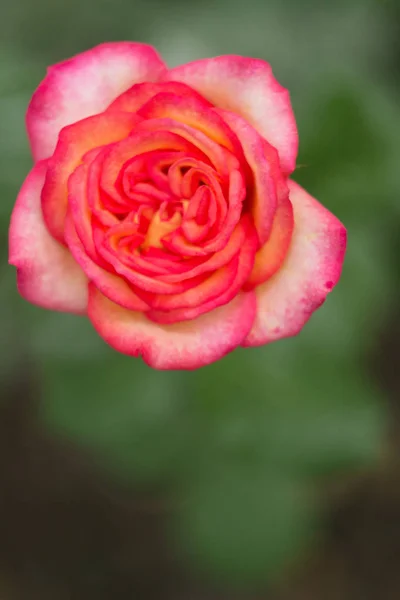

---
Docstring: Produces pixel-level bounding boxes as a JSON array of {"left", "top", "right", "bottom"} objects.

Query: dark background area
[{"left": 1, "top": 0, "right": 400, "bottom": 598}]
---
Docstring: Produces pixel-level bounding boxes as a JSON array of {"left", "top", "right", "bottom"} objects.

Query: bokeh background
[{"left": 1, "top": 0, "right": 400, "bottom": 598}]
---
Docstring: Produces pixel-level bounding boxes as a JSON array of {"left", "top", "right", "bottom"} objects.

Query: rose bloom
[{"left": 9, "top": 42, "right": 346, "bottom": 370}]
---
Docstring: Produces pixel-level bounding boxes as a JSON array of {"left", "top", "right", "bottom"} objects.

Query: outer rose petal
[
  {"left": 27, "top": 42, "right": 167, "bottom": 161},
  {"left": 165, "top": 56, "right": 298, "bottom": 173},
  {"left": 243, "top": 181, "right": 346, "bottom": 347},
  {"left": 8, "top": 161, "right": 88, "bottom": 313},
  {"left": 88, "top": 284, "right": 257, "bottom": 370}
]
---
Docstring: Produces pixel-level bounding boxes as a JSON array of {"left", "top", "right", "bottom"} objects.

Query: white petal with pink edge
[
  {"left": 8, "top": 161, "right": 88, "bottom": 313},
  {"left": 27, "top": 42, "right": 167, "bottom": 161},
  {"left": 165, "top": 55, "right": 298, "bottom": 174},
  {"left": 88, "top": 284, "right": 257, "bottom": 370},
  {"left": 243, "top": 180, "right": 346, "bottom": 347}
]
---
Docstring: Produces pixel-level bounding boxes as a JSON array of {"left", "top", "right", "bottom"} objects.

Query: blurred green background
[{"left": 1, "top": 0, "right": 400, "bottom": 598}]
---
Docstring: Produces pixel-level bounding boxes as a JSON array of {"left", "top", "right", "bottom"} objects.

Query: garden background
[{"left": 1, "top": 0, "right": 400, "bottom": 598}]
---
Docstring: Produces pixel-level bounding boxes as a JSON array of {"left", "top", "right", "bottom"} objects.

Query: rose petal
[
  {"left": 100, "top": 129, "right": 210, "bottom": 204},
  {"left": 243, "top": 181, "right": 347, "bottom": 346},
  {"left": 67, "top": 158, "right": 103, "bottom": 263},
  {"left": 158, "top": 219, "right": 247, "bottom": 283},
  {"left": 8, "top": 160, "right": 88, "bottom": 313},
  {"left": 166, "top": 55, "right": 298, "bottom": 173},
  {"left": 218, "top": 109, "right": 284, "bottom": 244},
  {"left": 244, "top": 191, "right": 294, "bottom": 289},
  {"left": 64, "top": 213, "right": 148, "bottom": 311},
  {"left": 164, "top": 168, "right": 246, "bottom": 256},
  {"left": 98, "top": 231, "right": 208, "bottom": 294},
  {"left": 88, "top": 284, "right": 256, "bottom": 370},
  {"left": 107, "top": 80, "right": 211, "bottom": 113},
  {"left": 148, "top": 215, "right": 258, "bottom": 324},
  {"left": 27, "top": 42, "right": 167, "bottom": 161},
  {"left": 134, "top": 117, "right": 239, "bottom": 177},
  {"left": 42, "top": 111, "right": 140, "bottom": 243},
  {"left": 137, "top": 92, "right": 246, "bottom": 162},
  {"left": 147, "top": 255, "right": 239, "bottom": 311}
]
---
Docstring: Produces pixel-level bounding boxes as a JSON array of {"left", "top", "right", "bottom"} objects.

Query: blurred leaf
[
  {"left": 295, "top": 82, "right": 400, "bottom": 219},
  {"left": 40, "top": 352, "right": 193, "bottom": 485},
  {"left": 184, "top": 348, "right": 384, "bottom": 478},
  {"left": 298, "top": 87, "right": 383, "bottom": 174},
  {"left": 259, "top": 367, "right": 384, "bottom": 475},
  {"left": 176, "top": 464, "right": 315, "bottom": 586}
]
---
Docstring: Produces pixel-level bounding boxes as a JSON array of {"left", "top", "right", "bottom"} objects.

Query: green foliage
[
  {"left": 40, "top": 353, "right": 190, "bottom": 484},
  {"left": 177, "top": 466, "right": 315, "bottom": 586}
]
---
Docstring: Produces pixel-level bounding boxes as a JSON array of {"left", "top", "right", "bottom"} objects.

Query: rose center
[
  {"left": 112, "top": 153, "right": 221, "bottom": 252},
  {"left": 141, "top": 200, "right": 185, "bottom": 249}
]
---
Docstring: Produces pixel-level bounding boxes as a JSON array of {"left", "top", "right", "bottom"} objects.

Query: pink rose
[{"left": 9, "top": 42, "right": 346, "bottom": 370}]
